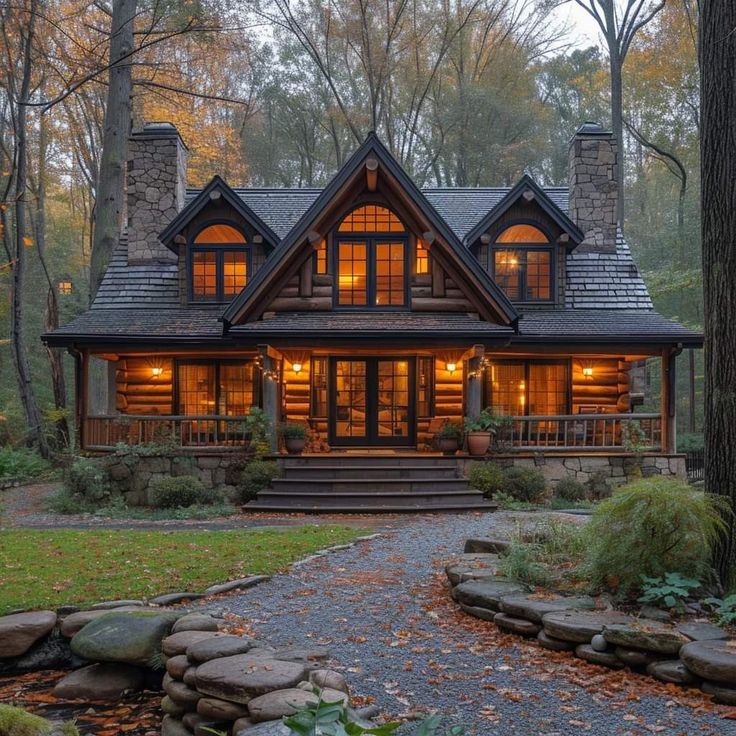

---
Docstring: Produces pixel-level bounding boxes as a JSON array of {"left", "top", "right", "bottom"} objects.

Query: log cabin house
[{"left": 44, "top": 122, "right": 701, "bottom": 511}]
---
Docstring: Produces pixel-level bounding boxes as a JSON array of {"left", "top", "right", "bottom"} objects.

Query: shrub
[
  {"left": 239, "top": 459, "right": 281, "bottom": 502},
  {"left": 554, "top": 476, "right": 587, "bottom": 502},
  {"left": 583, "top": 477, "right": 727, "bottom": 595},
  {"left": 149, "top": 476, "right": 220, "bottom": 509},
  {"left": 502, "top": 466, "right": 546, "bottom": 502},
  {"left": 467, "top": 461, "right": 504, "bottom": 497},
  {"left": 0, "top": 704, "right": 78, "bottom": 736},
  {"left": 638, "top": 572, "right": 701, "bottom": 613},
  {"left": 436, "top": 421, "right": 463, "bottom": 440},
  {"left": 64, "top": 457, "right": 113, "bottom": 503},
  {"left": 586, "top": 469, "right": 612, "bottom": 500},
  {"left": 0, "top": 447, "right": 50, "bottom": 482},
  {"left": 678, "top": 433, "right": 704, "bottom": 453}
]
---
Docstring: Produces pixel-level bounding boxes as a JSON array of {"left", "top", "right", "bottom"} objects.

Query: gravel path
[{"left": 208, "top": 512, "right": 735, "bottom": 736}]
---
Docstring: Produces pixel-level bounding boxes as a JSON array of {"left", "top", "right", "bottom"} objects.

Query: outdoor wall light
[
  {"left": 446, "top": 362, "right": 457, "bottom": 374},
  {"left": 292, "top": 362, "right": 303, "bottom": 374},
  {"left": 151, "top": 366, "right": 163, "bottom": 378},
  {"left": 582, "top": 366, "right": 594, "bottom": 377}
]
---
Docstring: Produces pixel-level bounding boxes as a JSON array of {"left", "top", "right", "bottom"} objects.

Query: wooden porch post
[
  {"left": 466, "top": 344, "right": 485, "bottom": 418},
  {"left": 259, "top": 344, "right": 280, "bottom": 453},
  {"left": 661, "top": 349, "right": 678, "bottom": 453},
  {"left": 75, "top": 350, "right": 86, "bottom": 450}
]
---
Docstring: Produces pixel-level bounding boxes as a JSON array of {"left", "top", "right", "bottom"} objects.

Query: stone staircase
[{"left": 242, "top": 454, "right": 497, "bottom": 513}]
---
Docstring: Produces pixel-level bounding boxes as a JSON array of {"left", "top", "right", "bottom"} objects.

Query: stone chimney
[
  {"left": 127, "top": 122, "right": 189, "bottom": 263},
  {"left": 568, "top": 122, "right": 618, "bottom": 253}
]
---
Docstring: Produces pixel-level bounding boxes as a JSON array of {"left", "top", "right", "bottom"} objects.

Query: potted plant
[
  {"left": 280, "top": 422, "right": 308, "bottom": 455},
  {"left": 435, "top": 421, "right": 463, "bottom": 455},
  {"left": 464, "top": 408, "right": 508, "bottom": 457}
]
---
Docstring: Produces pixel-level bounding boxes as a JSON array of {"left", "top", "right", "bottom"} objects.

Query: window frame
[
  {"left": 489, "top": 220, "right": 556, "bottom": 304},
  {"left": 332, "top": 204, "right": 410, "bottom": 310},
  {"left": 188, "top": 221, "right": 251, "bottom": 303},
  {"left": 416, "top": 356, "right": 435, "bottom": 418},
  {"left": 174, "top": 358, "right": 261, "bottom": 416},
  {"left": 483, "top": 358, "right": 571, "bottom": 417}
]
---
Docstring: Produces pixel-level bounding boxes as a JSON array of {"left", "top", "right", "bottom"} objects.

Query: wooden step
[
  {"left": 243, "top": 499, "right": 498, "bottom": 514},
  {"left": 280, "top": 464, "right": 460, "bottom": 480},
  {"left": 271, "top": 478, "right": 470, "bottom": 493}
]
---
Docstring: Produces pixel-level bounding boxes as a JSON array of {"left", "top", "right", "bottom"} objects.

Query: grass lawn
[{"left": 0, "top": 526, "right": 366, "bottom": 614}]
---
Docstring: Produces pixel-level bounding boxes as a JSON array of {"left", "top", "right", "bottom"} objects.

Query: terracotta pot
[
  {"left": 437, "top": 437, "right": 460, "bottom": 455},
  {"left": 284, "top": 437, "right": 306, "bottom": 455},
  {"left": 466, "top": 431, "right": 491, "bottom": 457}
]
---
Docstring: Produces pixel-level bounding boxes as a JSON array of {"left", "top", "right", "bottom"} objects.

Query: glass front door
[{"left": 330, "top": 358, "right": 415, "bottom": 446}]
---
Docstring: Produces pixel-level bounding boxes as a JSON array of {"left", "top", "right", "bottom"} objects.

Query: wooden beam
[
  {"left": 209, "top": 189, "right": 221, "bottom": 201},
  {"left": 431, "top": 258, "right": 445, "bottom": 298},
  {"left": 480, "top": 233, "right": 492, "bottom": 245},
  {"left": 661, "top": 349, "right": 677, "bottom": 453},
  {"left": 299, "top": 257, "right": 313, "bottom": 298},
  {"left": 522, "top": 189, "right": 535, "bottom": 202},
  {"left": 366, "top": 158, "right": 379, "bottom": 191},
  {"left": 423, "top": 230, "right": 436, "bottom": 245},
  {"left": 307, "top": 230, "right": 322, "bottom": 247}
]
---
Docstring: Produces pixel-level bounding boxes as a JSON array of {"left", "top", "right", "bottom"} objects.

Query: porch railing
[
  {"left": 83, "top": 415, "right": 250, "bottom": 450},
  {"left": 500, "top": 413, "right": 662, "bottom": 452}
]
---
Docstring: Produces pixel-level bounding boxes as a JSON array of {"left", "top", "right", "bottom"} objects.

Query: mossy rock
[{"left": 0, "top": 704, "right": 78, "bottom": 736}]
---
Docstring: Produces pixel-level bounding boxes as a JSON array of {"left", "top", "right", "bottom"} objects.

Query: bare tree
[
  {"left": 572, "top": 0, "right": 666, "bottom": 228},
  {"left": 701, "top": 0, "right": 736, "bottom": 587}
]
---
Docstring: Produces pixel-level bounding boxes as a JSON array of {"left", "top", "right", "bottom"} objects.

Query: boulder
[
  {"left": 542, "top": 610, "right": 631, "bottom": 644},
  {"left": 463, "top": 539, "right": 510, "bottom": 554},
  {"left": 71, "top": 610, "right": 179, "bottom": 667},
  {"left": 161, "top": 715, "right": 191, "bottom": 736},
  {"left": 677, "top": 622, "right": 729, "bottom": 642},
  {"left": 444, "top": 554, "right": 502, "bottom": 586},
  {"left": 602, "top": 622, "right": 689, "bottom": 655},
  {"left": 161, "top": 696, "right": 186, "bottom": 717},
  {"left": 0, "top": 611, "right": 57, "bottom": 658},
  {"left": 0, "top": 632, "right": 86, "bottom": 675},
  {"left": 614, "top": 646, "right": 665, "bottom": 669},
  {"left": 204, "top": 575, "right": 271, "bottom": 596},
  {"left": 499, "top": 594, "right": 595, "bottom": 624},
  {"left": 575, "top": 644, "right": 625, "bottom": 669},
  {"left": 183, "top": 666, "right": 198, "bottom": 687},
  {"left": 233, "top": 720, "right": 290, "bottom": 736},
  {"left": 247, "top": 688, "right": 320, "bottom": 722},
  {"left": 701, "top": 680, "right": 736, "bottom": 705},
  {"left": 195, "top": 655, "right": 307, "bottom": 703},
  {"left": 493, "top": 612, "right": 541, "bottom": 637},
  {"left": 171, "top": 614, "right": 220, "bottom": 634},
  {"left": 647, "top": 660, "right": 699, "bottom": 685},
  {"left": 52, "top": 662, "right": 146, "bottom": 700},
  {"left": 89, "top": 600, "right": 145, "bottom": 610},
  {"left": 60, "top": 606, "right": 149, "bottom": 637},
  {"left": 150, "top": 592, "right": 205, "bottom": 606},
  {"left": 457, "top": 603, "right": 497, "bottom": 622},
  {"left": 272, "top": 647, "right": 330, "bottom": 664},
  {"left": 680, "top": 639, "right": 736, "bottom": 684},
  {"left": 164, "top": 678, "right": 201, "bottom": 707},
  {"left": 309, "top": 669, "right": 349, "bottom": 694},
  {"left": 162, "top": 630, "right": 223, "bottom": 657},
  {"left": 537, "top": 630, "right": 575, "bottom": 652},
  {"left": 187, "top": 634, "right": 256, "bottom": 663},
  {"left": 451, "top": 580, "right": 528, "bottom": 611},
  {"left": 165, "top": 654, "right": 190, "bottom": 680},
  {"left": 196, "top": 697, "right": 250, "bottom": 721}
]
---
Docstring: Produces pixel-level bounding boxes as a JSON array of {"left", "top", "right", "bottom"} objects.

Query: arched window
[
  {"left": 334, "top": 205, "right": 408, "bottom": 308},
  {"left": 492, "top": 224, "right": 553, "bottom": 302},
  {"left": 191, "top": 224, "right": 249, "bottom": 302}
]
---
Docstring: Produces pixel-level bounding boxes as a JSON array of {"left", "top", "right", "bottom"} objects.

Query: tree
[
  {"left": 701, "top": 0, "right": 736, "bottom": 586},
  {"left": 572, "top": 0, "right": 665, "bottom": 228}
]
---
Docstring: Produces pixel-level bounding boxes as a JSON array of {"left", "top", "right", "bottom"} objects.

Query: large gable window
[
  {"left": 335, "top": 205, "right": 408, "bottom": 308},
  {"left": 492, "top": 224, "right": 553, "bottom": 302},
  {"left": 191, "top": 224, "right": 249, "bottom": 302}
]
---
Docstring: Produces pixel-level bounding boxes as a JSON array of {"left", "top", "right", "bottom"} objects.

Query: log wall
[
  {"left": 115, "top": 357, "right": 173, "bottom": 415},
  {"left": 571, "top": 358, "right": 631, "bottom": 414}
]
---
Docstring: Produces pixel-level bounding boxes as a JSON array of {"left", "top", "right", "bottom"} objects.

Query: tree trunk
[
  {"left": 11, "top": 0, "right": 50, "bottom": 458},
  {"left": 701, "top": 0, "right": 736, "bottom": 587},
  {"left": 608, "top": 47, "right": 625, "bottom": 229},
  {"left": 89, "top": 0, "right": 136, "bottom": 301}
]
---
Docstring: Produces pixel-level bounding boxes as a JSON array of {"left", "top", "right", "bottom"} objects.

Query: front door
[{"left": 330, "top": 358, "right": 415, "bottom": 446}]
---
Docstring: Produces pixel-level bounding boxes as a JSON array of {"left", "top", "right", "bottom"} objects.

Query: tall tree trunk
[
  {"left": 701, "top": 0, "right": 736, "bottom": 587},
  {"left": 11, "top": 0, "right": 50, "bottom": 457},
  {"left": 609, "top": 47, "right": 625, "bottom": 229},
  {"left": 89, "top": 0, "right": 136, "bottom": 301}
]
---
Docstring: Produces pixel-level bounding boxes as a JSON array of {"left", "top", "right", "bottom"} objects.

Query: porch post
[
  {"left": 661, "top": 349, "right": 678, "bottom": 453},
  {"left": 259, "top": 345, "right": 280, "bottom": 453},
  {"left": 466, "top": 344, "right": 485, "bottom": 418}
]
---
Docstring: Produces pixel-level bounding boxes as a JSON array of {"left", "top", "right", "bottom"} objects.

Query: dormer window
[
  {"left": 492, "top": 224, "right": 553, "bottom": 302},
  {"left": 190, "top": 224, "right": 249, "bottom": 302},
  {"left": 334, "top": 205, "right": 408, "bottom": 308}
]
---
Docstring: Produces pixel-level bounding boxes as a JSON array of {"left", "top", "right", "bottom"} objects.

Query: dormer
[
  {"left": 158, "top": 176, "right": 279, "bottom": 306},
  {"left": 464, "top": 176, "right": 583, "bottom": 308}
]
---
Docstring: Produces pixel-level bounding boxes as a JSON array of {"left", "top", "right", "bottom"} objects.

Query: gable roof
[
  {"left": 221, "top": 133, "right": 519, "bottom": 328},
  {"left": 463, "top": 174, "right": 584, "bottom": 247},
  {"left": 159, "top": 175, "right": 280, "bottom": 250}
]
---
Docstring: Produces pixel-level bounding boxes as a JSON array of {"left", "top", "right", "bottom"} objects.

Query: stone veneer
[
  {"left": 127, "top": 122, "right": 188, "bottom": 264},
  {"left": 568, "top": 122, "right": 619, "bottom": 254}
]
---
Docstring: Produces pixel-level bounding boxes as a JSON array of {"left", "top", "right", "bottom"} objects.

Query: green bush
[
  {"left": 149, "top": 476, "right": 220, "bottom": 509},
  {"left": 239, "top": 459, "right": 281, "bottom": 502},
  {"left": 64, "top": 457, "right": 113, "bottom": 503},
  {"left": 583, "top": 477, "right": 727, "bottom": 595},
  {"left": 502, "top": 466, "right": 546, "bottom": 502},
  {"left": 554, "top": 476, "right": 587, "bottom": 502},
  {"left": 467, "top": 461, "right": 504, "bottom": 497},
  {"left": 677, "top": 433, "right": 704, "bottom": 453},
  {"left": 0, "top": 704, "right": 78, "bottom": 736},
  {"left": 586, "top": 469, "right": 612, "bottom": 500},
  {"left": 0, "top": 447, "right": 50, "bottom": 482}
]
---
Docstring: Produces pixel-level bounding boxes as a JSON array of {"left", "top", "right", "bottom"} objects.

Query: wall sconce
[
  {"left": 151, "top": 366, "right": 163, "bottom": 378},
  {"left": 582, "top": 366, "right": 594, "bottom": 378},
  {"left": 446, "top": 362, "right": 457, "bottom": 374},
  {"left": 292, "top": 362, "right": 303, "bottom": 374}
]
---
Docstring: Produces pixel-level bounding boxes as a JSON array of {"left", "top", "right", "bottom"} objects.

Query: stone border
[{"left": 446, "top": 546, "right": 736, "bottom": 705}]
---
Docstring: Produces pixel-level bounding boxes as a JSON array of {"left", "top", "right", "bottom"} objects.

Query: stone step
[
  {"left": 280, "top": 464, "right": 461, "bottom": 480},
  {"left": 256, "top": 489, "right": 486, "bottom": 505},
  {"left": 243, "top": 499, "right": 497, "bottom": 514},
  {"left": 270, "top": 478, "right": 470, "bottom": 493},
  {"left": 275, "top": 454, "right": 461, "bottom": 468}
]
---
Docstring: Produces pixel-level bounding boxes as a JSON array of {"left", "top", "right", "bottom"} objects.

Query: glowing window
[
  {"left": 314, "top": 239, "right": 327, "bottom": 274},
  {"left": 58, "top": 280, "right": 73, "bottom": 295},
  {"left": 338, "top": 205, "right": 406, "bottom": 233},
  {"left": 416, "top": 240, "right": 430, "bottom": 274},
  {"left": 194, "top": 224, "right": 247, "bottom": 244},
  {"left": 492, "top": 224, "right": 553, "bottom": 302},
  {"left": 496, "top": 224, "right": 548, "bottom": 243},
  {"left": 191, "top": 224, "right": 249, "bottom": 302}
]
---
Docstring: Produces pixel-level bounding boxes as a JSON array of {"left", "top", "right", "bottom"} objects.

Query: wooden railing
[
  {"left": 84, "top": 415, "right": 251, "bottom": 450},
  {"left": 498, "top": 413, "right": 662, "bottom": 452}
]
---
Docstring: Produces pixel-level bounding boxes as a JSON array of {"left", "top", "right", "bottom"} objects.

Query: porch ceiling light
[{"left": 446, "top": 362, "right": 457, "bottom": 374}]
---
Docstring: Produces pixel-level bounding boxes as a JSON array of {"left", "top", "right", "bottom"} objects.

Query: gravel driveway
[{"left": 207, "top": 512, "right": 734, "bottom": 736}]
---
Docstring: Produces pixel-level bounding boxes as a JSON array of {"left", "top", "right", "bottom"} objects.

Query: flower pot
[
  {"left": 466, "top": 431, "right": 491, "bottom": 457},
  {"left": 284, "top": 437, "right": 306, "bottom": 455},
  {"left": 437, "top": 437, "right": 460, "bottom": 455}
]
